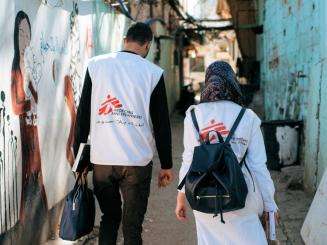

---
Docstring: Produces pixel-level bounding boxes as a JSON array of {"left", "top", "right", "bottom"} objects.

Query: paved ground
[
  {"left": 46, "top": 113, "right": 313, "bottom": 245},
  {"left": 271, "top": 168, "right": 313, "bottom": 245}
]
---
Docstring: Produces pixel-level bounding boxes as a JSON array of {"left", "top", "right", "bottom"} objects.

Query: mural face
[{"left": 18, "top": 19, "right": 31, "bottom": 62}]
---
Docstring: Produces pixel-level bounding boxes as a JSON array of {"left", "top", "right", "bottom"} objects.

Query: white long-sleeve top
[{"left": 179, "top": 101, "right": 278, "bottom": 212}]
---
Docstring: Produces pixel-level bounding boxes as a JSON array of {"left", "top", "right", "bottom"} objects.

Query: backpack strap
[
  {"left": 177, "top": 109, "right": 198, "bottom": 190},
  {"left": 190, "top": 109, "right": 200, "bottom": 133},
  {"left": 177, "top": 176, "right": 186, "bottom": 190},
  {"left": 191, "top": 109, "right": 206, "bottom": 144},
  {"left": 225, "top": 107, "right": 246, "bottom": 144},
  {"left": 177, "top": 109, "right": 203, "bottom": 190},
  {"left": 239, "top": 150, "right": 247, "bottom": 167}
]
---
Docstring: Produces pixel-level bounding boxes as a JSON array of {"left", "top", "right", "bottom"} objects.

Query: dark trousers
[{"left": 93, "top": 162, "right": 153, "bottom": 245}]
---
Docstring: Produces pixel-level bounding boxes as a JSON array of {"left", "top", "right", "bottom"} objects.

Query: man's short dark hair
[{"left": 126, "top": 22, "right": 153, "bottom": 45}]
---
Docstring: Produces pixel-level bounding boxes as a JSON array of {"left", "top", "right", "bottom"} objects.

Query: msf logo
[
  {"left": 200, "top": 119, "right": 230, "bottom": 143},
  {"left": 98, "top": 94, "right": 122, "bottom": 115}
]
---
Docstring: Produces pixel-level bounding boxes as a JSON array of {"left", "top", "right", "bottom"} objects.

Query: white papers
[{"left": 269, "top": 212, "right": 276, "bottom": 240}]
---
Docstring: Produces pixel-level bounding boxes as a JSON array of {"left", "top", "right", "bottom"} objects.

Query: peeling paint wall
[
  {"left": 260, "top": 0, "right": 327, "bottom": 191},
  {"left": 261, "top": 0, "right": 318, "bottom": 120}
]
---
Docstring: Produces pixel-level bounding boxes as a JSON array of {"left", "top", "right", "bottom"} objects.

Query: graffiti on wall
[
  {"left": 30, "top": 2, "right": 83, "bottom": 210},
  {"left": 65, "top": 0, "right": 83, "bottom": 167},
  {"left": 0, "top": 0, "right": 128, "bottom": 236},
  {"left": 68, "top": 1, "right": 82, "bottom": 106},
  {"left": 0, "top": 90, "right": 19, "bottom": 233},
  {"left": 40, "top": 32, "right": 68, "bottom": 56},
  {"left": 0, "top": 5, "right": 80, "bottom": 233},
  {"left": 41, "top": 0, "right": 63, "bottom": 8}
]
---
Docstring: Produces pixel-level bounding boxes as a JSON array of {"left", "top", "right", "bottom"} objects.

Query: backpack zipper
[{"left": 196, "top": 194, "right": 230, "bottom": 200}]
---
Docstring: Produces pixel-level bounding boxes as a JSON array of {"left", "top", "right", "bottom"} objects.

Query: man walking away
[{"left": 74, "top": 22, "right": 173, "bottom": 245}]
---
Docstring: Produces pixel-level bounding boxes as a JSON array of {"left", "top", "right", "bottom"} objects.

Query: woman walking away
[{"left": 175, "top": 61, "right": 278, "bottom": 245}]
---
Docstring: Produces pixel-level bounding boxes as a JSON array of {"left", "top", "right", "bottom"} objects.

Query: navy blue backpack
[{"left": 178, "top": 107, "right": 252, "bottom": 223}]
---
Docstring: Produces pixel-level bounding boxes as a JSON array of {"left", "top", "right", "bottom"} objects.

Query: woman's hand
[{"left": 175, "top": 192, "right": 187, "bottom": 221}]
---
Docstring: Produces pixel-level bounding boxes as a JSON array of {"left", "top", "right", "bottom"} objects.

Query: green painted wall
[{"left": 259, "top": 0, "right": 327, "bottom": 191}]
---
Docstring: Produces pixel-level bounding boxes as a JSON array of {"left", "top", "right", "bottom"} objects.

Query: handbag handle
[{"left": 74, "top": 172, "right": 88, "bottom": 190}]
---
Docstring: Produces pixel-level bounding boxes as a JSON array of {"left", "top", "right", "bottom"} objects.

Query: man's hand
[{"left": 158, "top": 169, "right": 173, "bottom": 188}]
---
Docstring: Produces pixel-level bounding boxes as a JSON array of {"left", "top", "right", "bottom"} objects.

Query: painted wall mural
[
  {"left": 11, "top": 10, "right": 48, "bottom": 228},
  {"left": 0, "top": 0, "right": 130, "bottom": 236},
  {"left": 29, "top": 1, "right": 86, "bottom": 212}
]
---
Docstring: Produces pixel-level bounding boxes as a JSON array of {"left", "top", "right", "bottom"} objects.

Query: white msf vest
[{"left": 88, "top": 52, "right": 163, "bottom": 166}]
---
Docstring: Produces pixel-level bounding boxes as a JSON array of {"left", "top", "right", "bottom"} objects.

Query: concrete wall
[
  {"left": 0, "top": 0, "right": 179, "bottom": 243},
  {"left": 261, "top": 0, "right": 317, "bottom": 120},
  {"left": 147, "top": 23, "right": 180, "bottom": 114},
  {"left": 159, "top": 38, "right": 180, "bottom": 113},
  {"left": 260, "top": 0, "right": 327, "bottom": 191}
]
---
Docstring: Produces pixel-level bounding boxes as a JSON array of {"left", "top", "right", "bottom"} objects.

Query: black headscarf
[{"left": 200, "top": 61, "right": 243, "bottom": 105}]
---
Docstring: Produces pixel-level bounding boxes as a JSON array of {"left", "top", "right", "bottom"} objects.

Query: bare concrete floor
[
  {"left": 271, "top": 169, "right": 313, "bottom": 245},
  {"left": 47, "top": 113, "right": 313, "bottom": 245}
]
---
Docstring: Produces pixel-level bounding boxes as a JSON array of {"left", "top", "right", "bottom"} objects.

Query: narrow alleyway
[
  {"left": 1, "top": 1, "right": 325, "bottom": 244},
  {"left": 65, "top": 113, "right": 312, "bottom": 245}
]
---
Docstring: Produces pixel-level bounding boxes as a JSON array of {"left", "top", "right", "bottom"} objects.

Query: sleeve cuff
[
  {"left": 264, "top": 201, "right": 278, "bottom": 212},
  {"left": 161, "top": 162, "right": 173, "bottom": 169}
]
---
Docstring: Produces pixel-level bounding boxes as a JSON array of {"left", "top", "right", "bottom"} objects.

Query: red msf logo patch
[
  {"left": 98, "top": 94, "right": 122, "bottom": 115},
  {"left": 200, "top": 119, "right": 230, "bottom": 142}
]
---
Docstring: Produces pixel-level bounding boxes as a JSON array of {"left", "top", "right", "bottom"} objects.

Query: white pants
[{"left": 193, "top": 169, "right": 267, "bottom": 245}]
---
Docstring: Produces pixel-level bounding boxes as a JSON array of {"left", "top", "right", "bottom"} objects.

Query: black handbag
[
  {"left": 178, "top": 108, "right": 250, "bottom": 223},
  {"left": 59, "top": 173, "right": 95, "bottom": 241}
]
